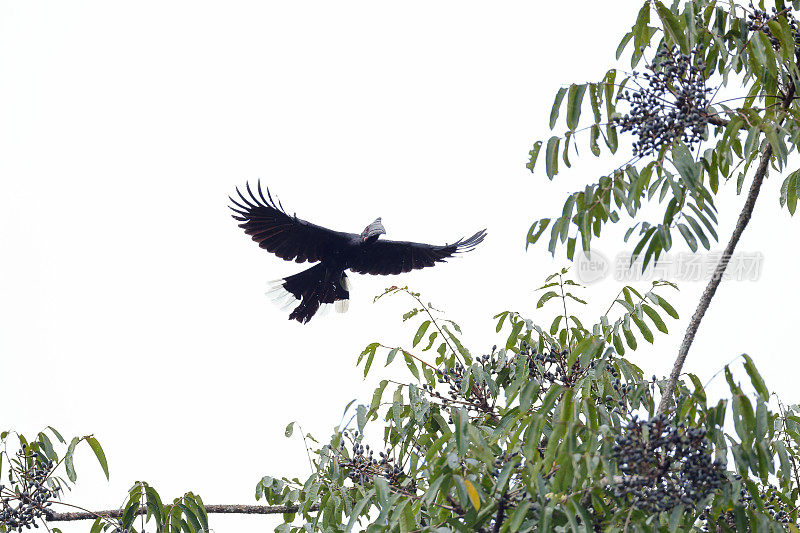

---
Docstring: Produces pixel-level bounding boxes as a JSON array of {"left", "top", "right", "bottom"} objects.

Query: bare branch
[
  {"left": 44, "top": 503, "right": 320, "bottom": 522},
  {"left": 656, "top": 85, "right": 796, "bottom": 416}
]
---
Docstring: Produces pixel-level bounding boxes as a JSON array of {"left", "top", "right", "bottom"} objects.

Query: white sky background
[{"left": 0, "top": 1, "right": 798, "bottom": 531}]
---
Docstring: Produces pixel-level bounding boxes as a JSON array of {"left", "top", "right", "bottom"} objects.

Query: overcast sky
[{"left": 1, "top": 2, "right": 798, "bottom": 531}]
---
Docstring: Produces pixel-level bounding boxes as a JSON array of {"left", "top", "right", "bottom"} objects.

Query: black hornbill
[{"left": 229, "top": 182, "right": 487, "bottom": 323}]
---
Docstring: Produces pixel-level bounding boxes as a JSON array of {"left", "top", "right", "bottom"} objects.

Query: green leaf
[
  {"left": 191, "top": 493, "right": 209, "bottom": 531},
  {"left": 527, "top": 141, "right": 543, "bottom": 172},
  {"left": 687, "top": 203, "right": 718, "bottom": 241},
  {"left": 677, "top": 223, "right": 697, "bottom": 252},
  {"left": 65, "top": 437, "right": 79, "bottom": 483},
  {"left": 46, "top": 426, "right": 66, "bottom": 444},
  {"left": 768, "top": 19, "right": 791, "bottom": 62},
  {"left": 509, "top": 500, "right": 532, "bottom": 531},
  {"left": 413, "top": 320, "right": 430, "bottom": 347},
  {"left": 764, "top": 125, "right": 788, "bottom": 170},
  {"left": 672, "top": 143, "right": 700, "bottom": 189},
  {"left": 613, "top": 331, "right": 625, "bottom": 355},
  {"left": 742, "top": 354, "right": 769, "bottom": 399},
  {"left": 562, "top": 131, "right": 573, "bottom": 168},
  {"left": 145, "top": 486, "right": 165, "bottom": 525},
  {"left": 386, "top": 347, "right": 399, "bottom": 365},
  {"left": 357, "top": 404, "right": 367, "bottom": 433},
  {"left": 374, "top": 476, "right": 390, "bottom": 507},
  {"left": 360, "top": 342, "right": 379, "bottom": 376},
  {"left": 122, "top": 498, "right": 139, "bottom": 529},
  {"left": 633, "top": 3, "right": 651, "bottom": 52},
  {"left": 630, "top": 226, "right": 656, "bottom": 265},
  {"left": 650, "top": 292, "right": 679, "bottom": 319},
  {"left": 550, "top": 87, "right": 568, "bottom": 129},
  {"left": 631, "top": 314, "right": 654, "bottom": 343},
  {"left": 603, "top": 69, "right": 616, "bottom": 117},
  {"left": 370, "top": 380, "right": 388, "bottom": 413},
  {"left": 641, "top": 303, "right": 668, "bottom": 333},
  {"left": 642, "top": 230, "right": 662, "bottom": 271},
  {"left": 344, "top": 493, "right": 373, "bottom": 532},
  {"left": 623, "top": 325, "right": 637, "bottom": 350},
  {"left": 536, "top": 290, "right": 559, "bottom": 308},
  {"left": 684, "top": 215, "right": 710, "bottom": 249},
  {"left": 545, "top": 136, "right": 561, "bottom": 179},
  {"left": 453, "top": 408, "right": 469, "bottom": 457},
  {"left": 589, "top": 124, "right": 600, "bottom": 156},
  {"left": 404, "top": 352, "right": 421, "bottom": 381},
  {"left": 422, "top": 331, "right": 437, "bottom": 351},
  {"left": 526, "top": 218, "right": 550, "bottom": 248},
  {"left": 780, "top": 170, "right": 799, "bottom": 215},
  {"left": 604, "top": 124, "right": 618, "bottom": 153},
  {"left": 285, "top": 421, "right": 295, "bottom": 438},
  {"left": 655, "top": 1, "right": 689, "bottom": 53},
  {"left": 519, "top": 379, "right": 541, "bottom": 412},
  {"left": 589, "top": 83, "right": 601, "bottom": 123},
  {"left": 86, "top": 436, "right": 109, "bottom": 480},
  {"left": 616, "top": 32, "right": 633, "bottom": 60},
  {"left": 178, "top": 502, "right": 202, "bottom": 532},
  {"left": 550, "top": 315, "right": 563, "bottom": 335},
  {"left": 566, "top": 84, "right": 587, "bottom": 131}
]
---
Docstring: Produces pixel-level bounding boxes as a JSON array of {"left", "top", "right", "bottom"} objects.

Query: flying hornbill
[{"left": 229, "top": 182, "right": 487, "bottom": 323}]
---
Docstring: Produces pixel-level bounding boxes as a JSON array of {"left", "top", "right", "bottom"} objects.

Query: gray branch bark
[
  {"left": 45, "top": 503, "right": 319, "bottom": 522},
  {"left": 656, "top": 86, "right": 796, "bottom": 416}
]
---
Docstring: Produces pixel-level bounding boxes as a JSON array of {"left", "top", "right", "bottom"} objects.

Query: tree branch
[
  {"left": 44, "top": 503, "right": 320, "bottom": 522},
  {"left": 656, "top": 85, "right": 796, "bottom": 416},
  {"left": 491, "top": 492, "right": 507, "bottom": 533}
]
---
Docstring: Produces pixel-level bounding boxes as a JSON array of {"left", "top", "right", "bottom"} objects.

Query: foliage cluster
[
  {"left": 0, "top": 430, "right": 208, "bottom": 532},
  {"left": 254, "top": 279, "right": 800, "bottom": 531},
  {"left": 526, "top": 0, "right": 800, "bottom": 270}
]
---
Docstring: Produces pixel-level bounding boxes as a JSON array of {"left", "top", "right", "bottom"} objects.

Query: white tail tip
[{"left": 266, "top": 280, "right": 298, "bottom": 311}]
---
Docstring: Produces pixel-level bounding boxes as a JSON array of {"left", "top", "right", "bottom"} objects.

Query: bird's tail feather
[
  {"left": 267, "top": 284, "right": 299, "bottom": 312},
  {"left": 268, "top": 264, "right": 349, "bottom": 324}
]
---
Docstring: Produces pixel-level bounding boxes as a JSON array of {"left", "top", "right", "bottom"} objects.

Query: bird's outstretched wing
[
  {"left": 229, "top": 182, "right": 355, "bottom": 263},
  {"left": 348, "top": 229, "right": 487, "bottom": 276}
]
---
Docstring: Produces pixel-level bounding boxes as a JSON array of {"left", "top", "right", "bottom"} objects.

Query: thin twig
[{"left": 408, "top": 291, "right": 461, "bottom": 364}]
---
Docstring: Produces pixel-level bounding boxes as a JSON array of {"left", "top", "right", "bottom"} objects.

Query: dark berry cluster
[
  {"left": 335, "top": 430, "right": 405, "bottom": 486},
  {"left": 610, "top": 414, "right": 725, "bottom": 512},
  {"left": 746, "top": 3, "right": 800, "bottom": 59},
  {"left": 699, "top": 481, "right": 792, "bottom": 529},
  {"left": 0, "top": 447, "right": 60, "bottom": 531},
  {"left": 736, "top": 483, "right": 792, "bottom": 524},
  {"left": 432, "top": 361, "right": 469, "bottom": 404},
  {"left": 614, "top": 46, "right": 712, "bottom": 157},
  {"left": 426, "top": 353, "right": 497, "bottom": 417},
  {"left": 524, "top": 342, "right": 583, "bottom": 387}
]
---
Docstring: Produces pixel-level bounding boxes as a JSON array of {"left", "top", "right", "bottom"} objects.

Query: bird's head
[{"left": 361, "top": 217, "right": 386, "bottom": 243}]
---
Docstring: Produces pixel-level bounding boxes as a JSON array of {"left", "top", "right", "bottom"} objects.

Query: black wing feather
[
  {"left": 229, "top": 181, "right": 355, "bottom": 263},
  {"left": 348, "top": 229, "right": 487, "bottom": 276}
]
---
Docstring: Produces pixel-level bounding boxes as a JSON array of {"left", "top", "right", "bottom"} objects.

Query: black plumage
[{"left": 229, "top": 182, "right": 486, "bottom": 323}]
